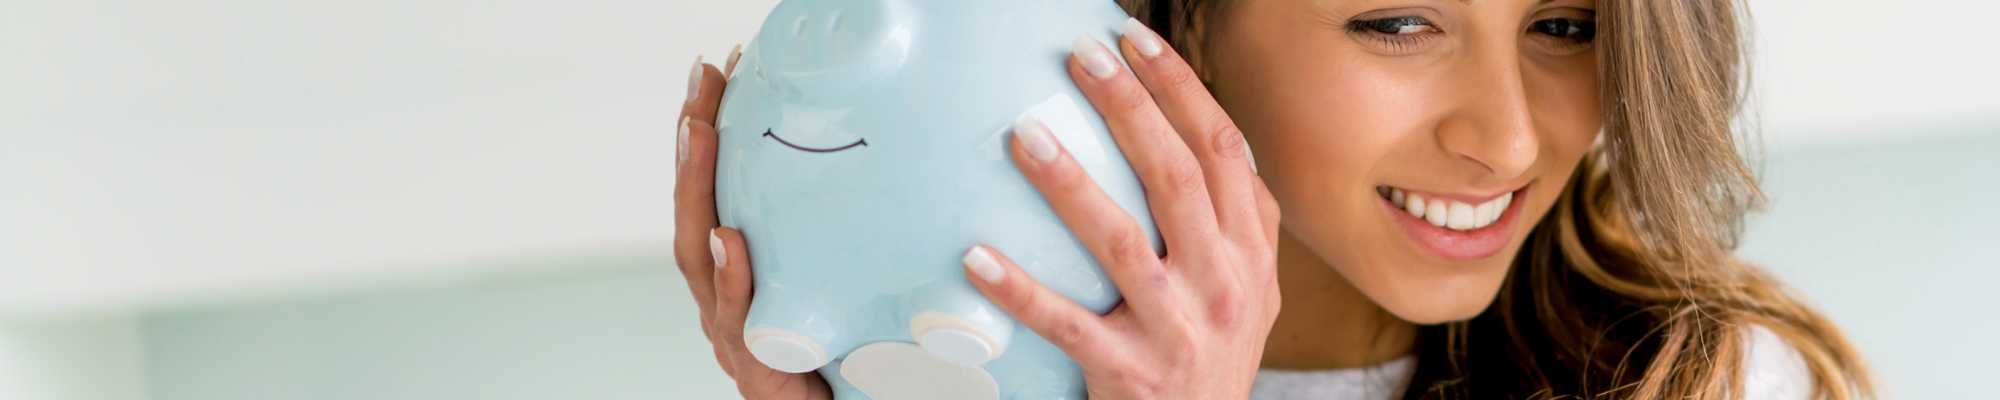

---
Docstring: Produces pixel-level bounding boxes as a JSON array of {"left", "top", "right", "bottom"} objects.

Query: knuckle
[
  {"left": 1114, "top": 83, "right": 1156, "bottom": 113},
  {"left": 675, "top": 250, "right": 706, "bottom": 274},
  {"left": 1047, "top": 318, "right": 1096, "bottom": 350},
  {"left": 1206, "top": 287, "right": 1248, "bottom": 328},
  {"left": 1209, "top": 121, "right": 1247, "bottom": 161},
  {"left": 1010, "top": 283, "right": 1043, "bottom": 313},
  {"left": 1106, "top": 227, "right": 1159, "bottom": 266},
  {"left": 1160, "top": 155, "right": 1207, "bottom": 199},
  {"left": 1160, "top": 65, "right": 1207, "bottom": 97}
]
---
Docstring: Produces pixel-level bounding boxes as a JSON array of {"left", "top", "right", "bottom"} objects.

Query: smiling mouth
[{"left": 764, "top": 129, "right": 867, "bottom": 153}]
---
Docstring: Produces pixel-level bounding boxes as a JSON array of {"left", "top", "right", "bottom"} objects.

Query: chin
[{"left": 1375, "top": 262, "right": 1514, "bottom": 325}]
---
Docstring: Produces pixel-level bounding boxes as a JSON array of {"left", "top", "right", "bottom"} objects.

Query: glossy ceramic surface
[{"left": 713, "top": 0, "right": 1157, "bottom": 399}]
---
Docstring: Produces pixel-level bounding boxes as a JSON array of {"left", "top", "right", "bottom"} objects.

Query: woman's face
[{"left": 1206, "top": 0, "right": 1602, "bottom": 323}]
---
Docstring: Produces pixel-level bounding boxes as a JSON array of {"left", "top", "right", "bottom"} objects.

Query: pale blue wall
[
  {"left": 137, "top": 130, "right": 2000, "bottom": 400},
  {"left": 139, "top": 258, "right": 739, "bottom": 400},
  {"left": 1737, "top": 130, "right": 2000, "bottom": 400}
]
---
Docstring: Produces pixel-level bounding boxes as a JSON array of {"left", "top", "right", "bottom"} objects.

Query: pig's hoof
[
  {"left": 746, "top": 328, "right": 828, "bottom": 373},
  {"left": 841, "top": 341, "right": 998, "bottom": 400},
  {"left": 909, "top": 312, "right": 1006, "bottom": 367}
]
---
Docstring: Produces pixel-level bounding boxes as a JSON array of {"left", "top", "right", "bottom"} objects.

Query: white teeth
[
  {"left": 1405, "top": 194, "right": 1426, "bottom": 219},
  {"left": 1446, "top": 201, "right": 1475, "bottom": 230},
  {"left": 1384, "top": 188, "right": 1515, "bottom": 232},
  {"left": 1475, "top": 201, "right": 1496, "bottom": 226},
  {"left": 1425, "top": 200, "right": 1448, "bottom": 227}
]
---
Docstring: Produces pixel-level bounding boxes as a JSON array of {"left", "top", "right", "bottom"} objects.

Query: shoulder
[{"left": 1741, "top": 324, "right": 1816, "bottom": 400}]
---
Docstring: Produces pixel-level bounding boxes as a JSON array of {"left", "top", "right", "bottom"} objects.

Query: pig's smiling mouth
[{"left": 764, "top": 129, "right": 867, "bottom": 153}]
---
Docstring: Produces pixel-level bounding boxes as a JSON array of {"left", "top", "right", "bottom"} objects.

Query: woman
[{"left": 674, "top": 0, "right": 1874, "bottom": 398}]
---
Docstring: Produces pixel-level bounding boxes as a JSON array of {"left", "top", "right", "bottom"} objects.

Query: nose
[{"left": 1434, "top": 42, "right": 1539, "bottom": 180}]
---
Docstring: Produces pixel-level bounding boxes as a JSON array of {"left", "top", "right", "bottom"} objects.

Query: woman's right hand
[{"left": 676, "top": 47, "right": 836, "bottom": 400}]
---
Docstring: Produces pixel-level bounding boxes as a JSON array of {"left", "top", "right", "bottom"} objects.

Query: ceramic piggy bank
[{"left": 713, "top": 0, "right": 1159, "bottom": 399}]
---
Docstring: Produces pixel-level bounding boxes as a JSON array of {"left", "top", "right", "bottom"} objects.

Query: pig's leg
[
  {"left": 905, "top": 281, "right": 1016, "bottom": 367},
  {"left": 743, "top": 285, "right": 846, "bottom": 373}
]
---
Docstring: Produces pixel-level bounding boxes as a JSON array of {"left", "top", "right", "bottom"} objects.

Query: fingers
[
  {"left": 962, "top": 245, "right": 1117, "bottom": 365},
  {"left": 1115, "top": 20, "right": 1268, "bottom": 247},
  {"left": 675, "top": 50, "right": 731, "bottom": 317},
  {"left": 1067, "top": 34, "right": 1224, "bottom": 259},
  {"left": 675, "top": 117, "right": 723, "bottom": 319},
  {"left": 710, "top": 227, "right": 754, "bottom": 349},
  {"left": 1012, "top": 118, "right": 1173, "bottom": 308},
  {"left": 707, "top": 227, "right": 764, "bottom": 383},
  {"left": 680, "top": 58, "right": 727, "bottom": 126}
]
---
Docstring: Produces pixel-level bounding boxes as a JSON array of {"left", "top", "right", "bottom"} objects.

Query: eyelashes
[
  {"left": 1344, "top": 16, "right": 1440, "bottom": 54},
  {"left": 1527, "top": 18, "right": 1597, "bottom": 53},
  {"left": 1343, "top": 14, "right": 1598, "bottom": 55},
  {"left": 1347, "top": 17, "right": 1436, "bottom": 35}
]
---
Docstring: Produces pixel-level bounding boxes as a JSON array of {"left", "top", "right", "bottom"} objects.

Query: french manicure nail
[
  {"left": 710, "top": 229, "right": 728, "bottom": 268},
  {"left": 687, "top": 56, "right": 704, "bottom": 102},
  {"left": 1071, "top": 35, "right": 1120, "bottom": 80},
  {"left": 964, "top": 247, "right": 1003, "bottom": 283},
  {"left": 725, "top": 44, "right": 744, "bottom": 75},
  {"left": 1015, "top": 116, "right": 1060, "bottom": 162},
  {"left": 1123, "top": 18, "right": 1164, "bottom": 58},
  {"left": 678, "top": 116, "right": 692, "bottom": 163},
  {"left": 1245, "top": 145, "right": 1259, "bottom": 174}
]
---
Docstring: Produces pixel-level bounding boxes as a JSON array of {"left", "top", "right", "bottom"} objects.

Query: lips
[{"left": 1377, "top": 185, "right": 1526, "bottom": 261}]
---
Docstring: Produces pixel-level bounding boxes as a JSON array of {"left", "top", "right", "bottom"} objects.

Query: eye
[
  {"left": 1347, "top": 17, "right": 1438, "bottom": 36},
  {"left": 1528, "top": 18, "right": 1596, "bottom": 45},
  {"left": 1345, "top": 15, "right": 1442, "bottom": 54}
]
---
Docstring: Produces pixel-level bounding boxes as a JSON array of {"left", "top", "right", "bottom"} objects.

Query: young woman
[{"left": 674, "top": 0, "right": 1874, "bottom": 398}]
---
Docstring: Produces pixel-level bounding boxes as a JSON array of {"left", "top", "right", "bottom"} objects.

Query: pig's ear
[{"left": 750, "top": 0, "right": 908, "bottom": 104}]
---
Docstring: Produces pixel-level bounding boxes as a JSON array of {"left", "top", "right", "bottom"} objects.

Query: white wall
[
  {"left": 0, "top": 0, "right": 780, "bottom": 317},
  {"left": 1746, "top": 0, "right": 2000, "bottom": 144}
]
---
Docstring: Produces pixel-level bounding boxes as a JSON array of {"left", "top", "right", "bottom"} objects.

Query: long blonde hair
[{"left": 1118, "top": 0, "right": 1875, "bottom": 398}]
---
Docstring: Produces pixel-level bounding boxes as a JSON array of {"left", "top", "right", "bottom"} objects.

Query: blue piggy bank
[{"left": 714, "top": 1, "right": 1159, "bottom": 399}]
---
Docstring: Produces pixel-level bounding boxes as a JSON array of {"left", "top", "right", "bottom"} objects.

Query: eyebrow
[{"left": 1457, "top": 0, "right": 1560, "bottom": 4}]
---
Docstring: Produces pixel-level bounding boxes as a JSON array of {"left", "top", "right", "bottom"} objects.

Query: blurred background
[{"left": 1, "top": 0, "right": 1993, "bottom": 399}]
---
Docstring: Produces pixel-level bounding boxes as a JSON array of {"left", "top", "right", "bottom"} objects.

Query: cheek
[
  {"left": 1241, "top": 60, "right": 1443, "bottom": 203},
  {"left": 1526, "top": 55, "right": 1602, "bottom": 159}
]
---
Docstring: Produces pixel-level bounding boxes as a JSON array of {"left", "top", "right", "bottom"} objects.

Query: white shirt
[{"left": 1249, "top": 325, "right": 1814, "bottom": 400}]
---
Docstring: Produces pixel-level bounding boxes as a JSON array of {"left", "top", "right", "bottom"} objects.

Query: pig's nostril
[
  {"left": 828, "top": 11, "right": 844, "bottom": 33},
  {"left": 792, "top": 16, "right": 810, "bottom": 36}
]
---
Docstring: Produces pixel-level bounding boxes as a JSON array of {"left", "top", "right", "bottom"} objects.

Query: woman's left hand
[{"left": 962, "top": 20, "right": 1284, "bottom": 399}]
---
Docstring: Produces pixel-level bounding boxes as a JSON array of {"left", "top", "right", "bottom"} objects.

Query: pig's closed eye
[{"left": 764, "top": 129, "right": 868, "bottom": 153}]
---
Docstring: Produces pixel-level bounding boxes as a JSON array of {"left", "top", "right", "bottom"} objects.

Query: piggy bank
[{"left": 713, "top": 0, "right": 1158, "bottom": 399}]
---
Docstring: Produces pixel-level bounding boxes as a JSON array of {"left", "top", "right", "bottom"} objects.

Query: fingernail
[
  {"left": 1123, "top": 18, "right": 1164, "bottom": 59},
  {"left": 964, "top": 246, "right": 1003, "bottom": 283},
  {"left": 678, "top": 116, "right": 692, "bottom": 163},
  {"left": 710, "top": 229, "right": 728, "bottom": 268},
  {"left": 725, "top": 44, "right": 744, "bottom": 75},
  {"left": 1244, "top": 145, "right": 1258, "bottom": 174},
  {"left": 1015, "top": 115, "right": 1060, "bottom": 162},
  {"left": 687, "top": 56, "right": 704, "bottom": 102},
  {"left": 1072, "top": 35, "right": 1120, "bottom": 80}
]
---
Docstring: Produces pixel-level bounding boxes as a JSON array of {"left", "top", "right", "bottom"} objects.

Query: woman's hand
[
  {"left": 962, "top": 21, "right": 1283, "bottom": 399},
  {"left": 675, "top": 47, "right": 835, "bottom": 399}
]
